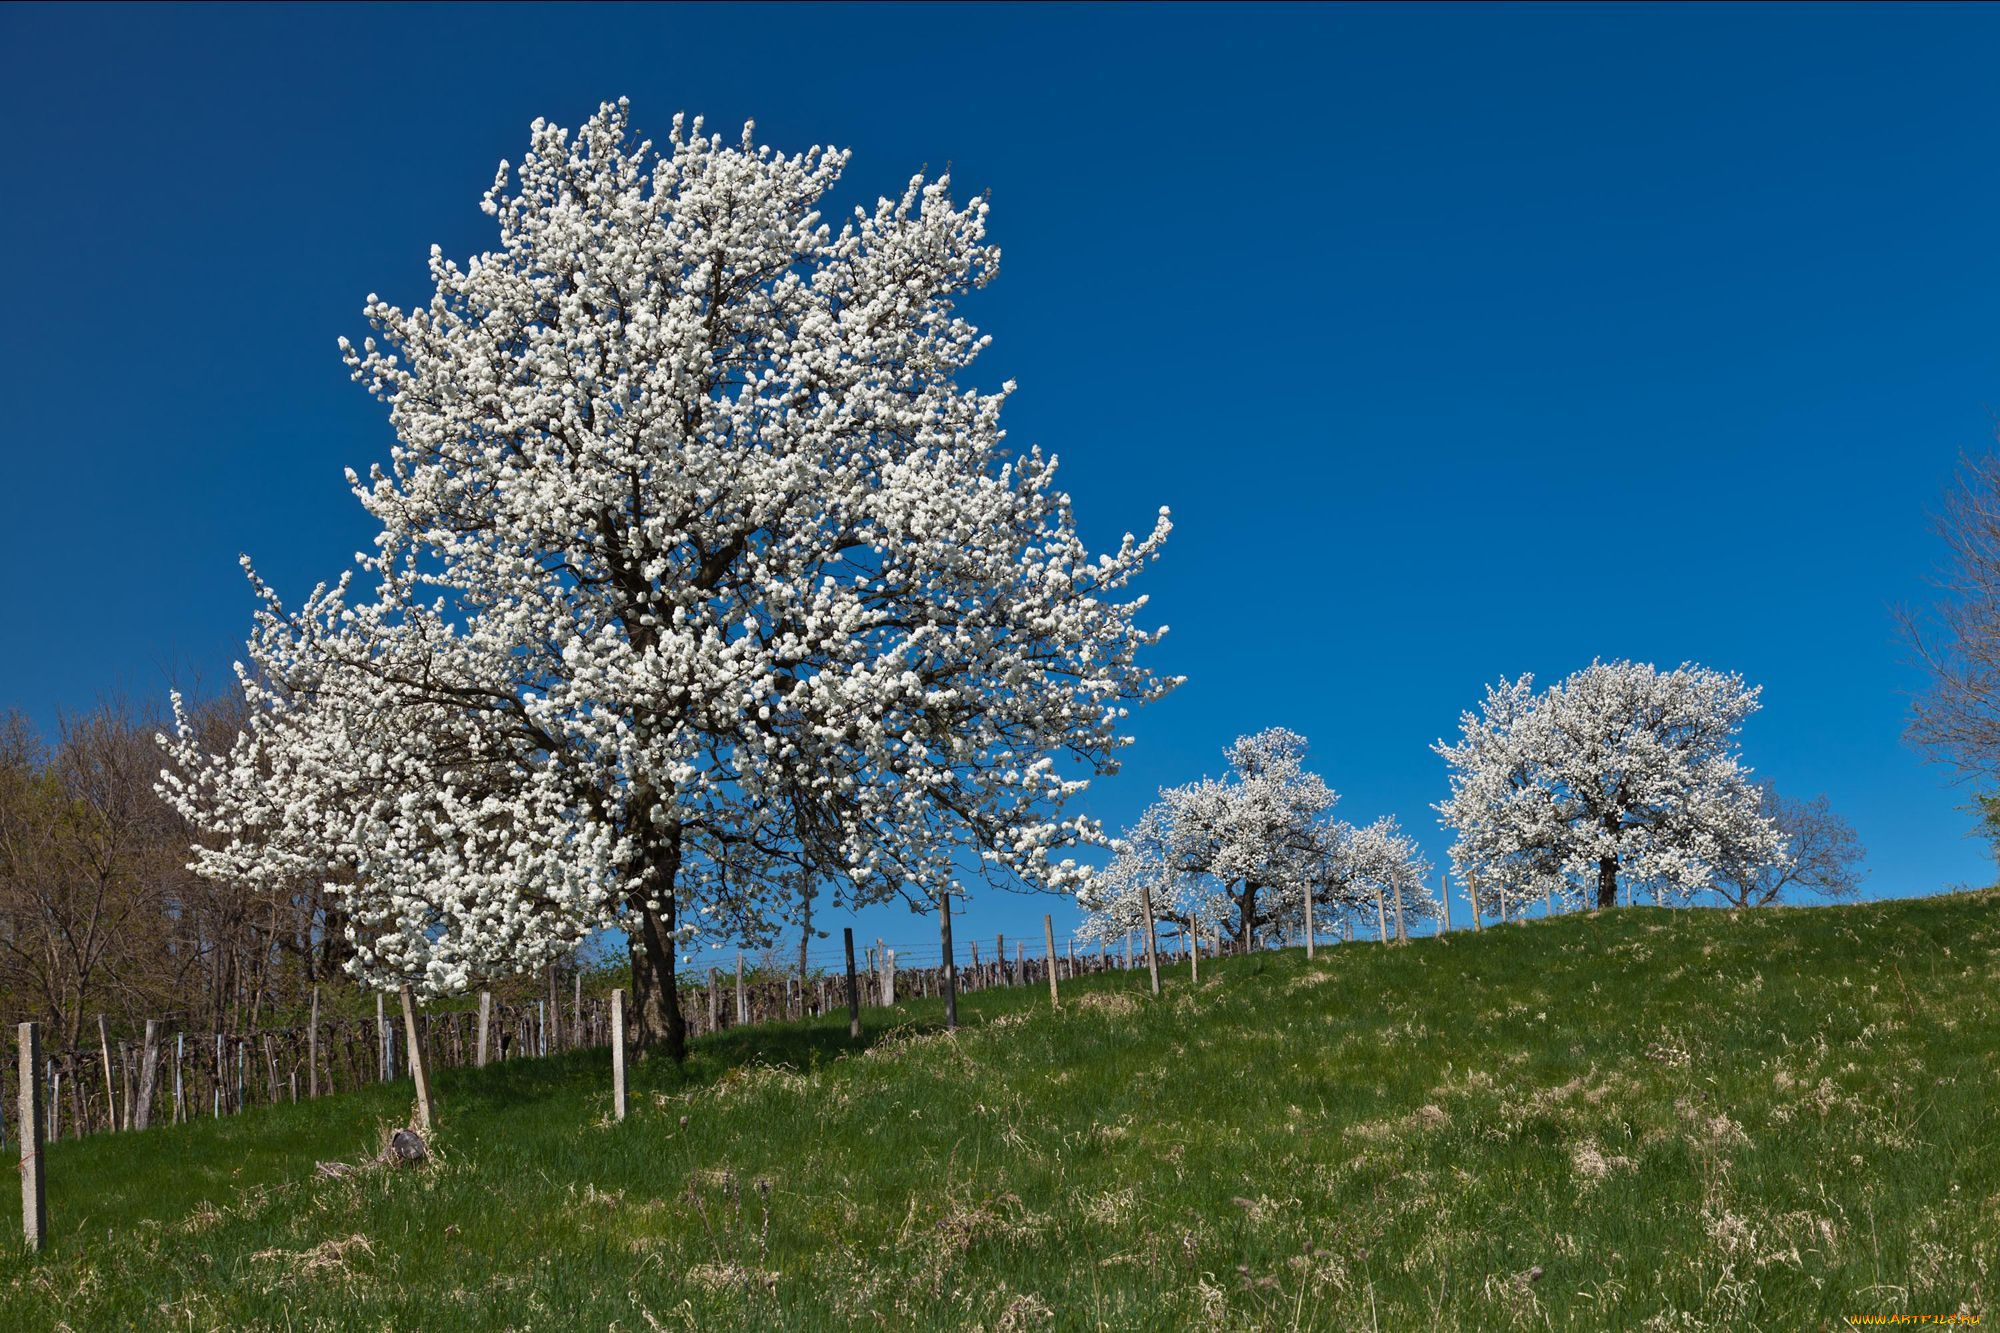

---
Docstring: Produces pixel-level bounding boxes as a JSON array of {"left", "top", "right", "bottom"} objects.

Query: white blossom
[
  {"left": 1079, "top": 729, "right": 1434, "bottom": 948},
  {"left": 1434, "top": 660, "right": 1786, "bottom": 916},
  {"left": 161, "top": 102, "right": 1176, "bottom": 1052}
]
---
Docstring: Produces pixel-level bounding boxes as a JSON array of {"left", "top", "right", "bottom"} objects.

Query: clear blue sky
[{"left": 3, "top": 3, "right": 1997, "bottom": 965}]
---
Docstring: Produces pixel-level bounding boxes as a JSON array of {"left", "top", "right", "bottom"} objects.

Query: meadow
[{"left": 4, "top": 893, "right": 1995, "bottom": 1331}]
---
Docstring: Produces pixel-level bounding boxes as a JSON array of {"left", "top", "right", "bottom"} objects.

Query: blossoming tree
[
  {"left": 1434, "top": 660, "right": 1785, "bottom": 915},
  {"left": 1307, "top": 815, "right": 1436, "bottom": 944},
  {"left": 162, "top": 101, "right": 1175, "bottom": 1058},
  {"left": 1077, "top": 729, "right": 1440, "bottom": 952}
]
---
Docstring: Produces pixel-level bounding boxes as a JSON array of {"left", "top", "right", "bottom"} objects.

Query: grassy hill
[{"left": 3, "top": 892, "right": 1996, "bottom": 1331}]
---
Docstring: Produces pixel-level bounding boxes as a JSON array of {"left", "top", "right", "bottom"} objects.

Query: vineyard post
[
  {"left": 844, "top": 929, "right": 861, "bottom": 1041},
  {"left": 938, "top": 890, "right": 958, "bottom": 1032},
  {"left": 883, "top": 949, "right": 896, "bottom": 1006},
  {"left": 18, "top": 1023, "right": 44, "bottom": 1252},
  {"left": 308, "top": 987, "right": 320, "bottom": 1097},
  {"left": 736, "top": 952, "right": 748, "bottom": 1026},
  {"left": 548, "top": 968, "right": 560, "bottom": 1052},
  {"left": 133, "top": 1020, "right": 161, "bottom": 1130},
  {"left": 96, "top": 1015, "right": 116, "bottom": 1134},
  {"left": 610, "top": 989, "right": 626, "bottom": 1121},
  {"left": 1138, "top": 878, "right": 1162, "bottom": 997},
  {"left": 398, "top": 986, "right": 433, "bottom": 1134},
  {"left": 1439, "top": 872, "right": 1452, "bottom": 934},
  {"left": 476, "top": 992, "right": 492, "bottom": 1068},
  {"left": 1043, "top": 915, "right": 1060, "bottom": 1008},
  {"left": 1188, "top": 915, "right": 1199, "bottom": 984},
  {"left": 1304, "top": 882, "right": 1317, "bottom": 961}
]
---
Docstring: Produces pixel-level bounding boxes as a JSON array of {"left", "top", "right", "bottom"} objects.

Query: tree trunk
[
  {"left": 1234, "top": 884, "right": 1258, "bottom": 952},
  {"left": 1596, "top": 854, "right": 1618, "bottom": 911},
  {"left": 629, "top": 898, "right": 686, "bottom": 1061}
]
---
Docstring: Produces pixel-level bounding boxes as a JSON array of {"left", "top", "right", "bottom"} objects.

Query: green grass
[{"left": 4, "top": 893, "right": 1997, "bottom": 1330}]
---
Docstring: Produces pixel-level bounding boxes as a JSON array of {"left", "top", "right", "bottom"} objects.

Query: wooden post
[
  {"left": 1304, "top": 884, "right": 1317, "bottom": 960},
  {"left": 1469, "top": 872, "right": 1483, "bottom": 933},
  {"left": 610, "top": 988, "right": 627, "bottom": 1121},
  {"left": 938, "top": 890, "right": 958, "bottom": 1032},
  {"left": 736, "top": 951, "right": 748, "bottom": 1026},
  {"left": 547, "top": 968, "right": 560, "bottom": 1053},
  {"left": 173, "top": 1033, "right": 184, "bottom": 1123},
  {"left": 376, "top": 993, "right": 388, "bottom": 1081},
  {"left": 843, "top": 928, "right": 861, "bottom": 1040},
  {"left": 1188, "top": 915, "right": 1199, "bottom": 984},
  {"left": 476, "top": 992, "right": 492, "bottom": 1068},
  {"left": 1138, "top": 881, "right": 1162, "bottom": 996},
  {"left": 707, "top": 969, "right": 720, "bottom": 1032},
  {"left": 133, "top": 1020, "right": 161, "bottom": 1130},
  {"left": 968, "top": 940, "right": 981, "bottom": 991},
  {"left": 212, "top": 1033, "right": 222, "bottom": 1118},
  {"left": 398, "top": 986, "right": 433, "bottom": 1134},
  {"left": 1043, "top": 915, "right": 1060, "bottom": 1008},
  {"left": 96, "top": 1014, "right": 117, "bottom": 1134},
  {"left": 874, "top": 938, "right": 885, "bottom": 1005},
  {"left": 883, "top": 949, "right": 896, "bottom": 1006},
  {"left": 1438, "top": 873, "right": 1452, "bottom": 934},
  {"left": 1123, "top": 929, "right": 1132, "bottom": 971},
  {"left": 996, "top": 935, "right": 1005, "bottom": 986},
  {"left": 18, "top": 1024, "right": 45, "bottom": 1251},
  {"left": 119, "top": 1043, "right": 132, "bottom": 1130},
  {"left": 572, "top": 972, "right": 583, "bottom": 1049},
  {"left": 308, "top": 987, "right": 321, "bottom": 1097}
]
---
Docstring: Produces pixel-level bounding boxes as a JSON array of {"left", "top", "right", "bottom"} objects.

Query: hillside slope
[{"left": 4, "top": 893, "right": 1996, "bottom": 1330}]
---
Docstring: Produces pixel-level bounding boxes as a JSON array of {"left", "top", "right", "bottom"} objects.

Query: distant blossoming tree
[
  {"left": 1160, "top": 729, "right": 1336, "bottom": 951},
  {"left": 1078, "top": 729, "right": 1437, "bottom": 952},
  {"left": 1075, "top": 802, "right": 1233, "bottom": 958},
  {"left": 161, "top": 101, "right": 1175, "bottom": 1059},
  {"left": 1307, "top": 815, "right": 1437, "bottom": 943},
  {"left": 1435, "top": 660, "right": 1786, "bottom": 914}
]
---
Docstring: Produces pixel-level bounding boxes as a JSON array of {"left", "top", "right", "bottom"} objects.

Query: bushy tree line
[{"left": 0, "top": 699, "right": 351, "bottom": 1047}]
